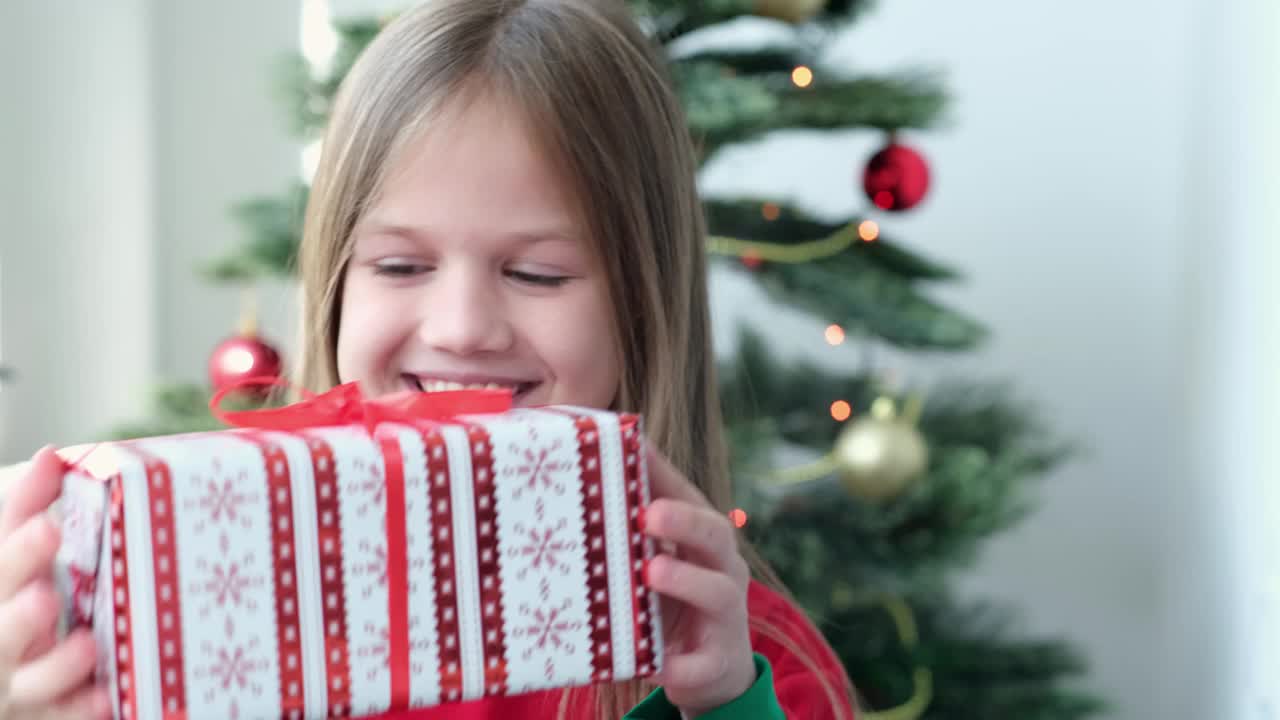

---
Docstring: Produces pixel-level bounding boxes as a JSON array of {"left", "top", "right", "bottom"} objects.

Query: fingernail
[{"left": 642, "top": 558, "right": 653, "bottom": 587}]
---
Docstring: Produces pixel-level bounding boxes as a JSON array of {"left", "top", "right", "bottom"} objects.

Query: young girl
[{"left": 0, "top": 1, "right": 857, "bottom": 718}]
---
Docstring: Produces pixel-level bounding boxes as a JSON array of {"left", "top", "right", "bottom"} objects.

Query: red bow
[{"left": 210, "top": 377, "right": 514, "bottom": 434}]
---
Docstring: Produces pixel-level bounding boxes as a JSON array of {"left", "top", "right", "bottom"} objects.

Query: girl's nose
[{"left": 416, "top": 264, "right": 514, "bottom": 356}]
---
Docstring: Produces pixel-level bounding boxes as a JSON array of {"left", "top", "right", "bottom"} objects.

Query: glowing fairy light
[
  {"left": 830, "top": 400, "right": 852, "bottom": 422},
  {"left": 301, "top": 0, "right": 339, "bottom": 76},
  {"left": 825, "top": 324, "right": 846, "bottom": 346},
  {"left": 301, "top": 139, "right": 324, "bottom": 184}
]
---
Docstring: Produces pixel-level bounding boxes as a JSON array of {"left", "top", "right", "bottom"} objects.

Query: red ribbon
[
  {"left": 379, "top": 434, "right": 411, "bottom": 710},
  {"left": 210, "top": 377, "right": 514, "bottom": 434}
]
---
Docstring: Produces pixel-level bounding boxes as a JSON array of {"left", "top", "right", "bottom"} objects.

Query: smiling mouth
[{"left": 403, "top": 374, "right": 540, "bottom": 399}]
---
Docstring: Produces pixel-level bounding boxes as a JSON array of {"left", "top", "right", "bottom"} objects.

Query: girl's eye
[
  {"left": 373, "top": 260, "right": 431, "bottom": 277},
  {"left": 506, "top": 269, "right": 572, "bottom": 287}
]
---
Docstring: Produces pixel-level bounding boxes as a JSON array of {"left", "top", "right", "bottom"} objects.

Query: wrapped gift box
[{"left": 53, "top": 385, "right": 663, "bottom": 720}]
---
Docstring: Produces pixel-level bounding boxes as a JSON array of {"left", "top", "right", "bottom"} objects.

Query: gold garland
[
  {"left": 859, "top": 595, "right": 934, "bottom": 720},
  {"left": 706, "top": 219, "right": 863, "bottom": 264}
]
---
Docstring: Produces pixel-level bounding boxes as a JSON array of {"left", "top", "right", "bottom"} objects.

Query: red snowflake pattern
[
  {"left": 189, "top": 554, "right": 265, "bottom": 618},
  {"left": 347, "top": 457, "right": 386, "bottom": 517},
  {"left": 63, "top": 501, "right": 102, "bottom": 551},
  {"left": 353, "top": 539, "right": 387, "bottom": 597},
  {"left": 512, "top": 597, "right": 581, "bottom": 661},
  {"left": 195, "top": 637, "right": 268, "bottom": 701},
  {"left": 503, "top": 427, "right": 575, "bottom": 499},
  {"left": 186, "top": 462, "right": 259, "bottom": 533},
  {"left": 507, "top": 519, "right": 578, "bottom": 580},
  {"left": 407, "top": 616, "right": 434, "bottom": 676},
  {"left": 405, "top": 552, "right": 430, "bottom": 594}
]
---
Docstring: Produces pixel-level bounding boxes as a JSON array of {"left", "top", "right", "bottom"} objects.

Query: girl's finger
[
  {"left": 642, "top": 499, "right": 741, "bottom": 573},
  {"left": 35, "top": 682, "right": 112, "bottom": 720},
  {"left": 655, "top": 649, "right": 737, "bottom": 694},
  {"left": 20, "top": 567, "right": 58, "bottom": 664},
  {"left": 0, "top": 514, "right": 60, "bottom": 600},
  {"left": 646, "top": 554, "right": 745, "bottom": 616},
  {"left": 0, "top": 580, "right": 62, "bottom": 668},
  {"left": 9, "top": 628, "right": 99, "bottom": 708},
  {"left": 644, "top": 446, "right": 707, "bottom": 507},
  {"left": 0, "top": 447, "right": 65, "bottom": 538}
]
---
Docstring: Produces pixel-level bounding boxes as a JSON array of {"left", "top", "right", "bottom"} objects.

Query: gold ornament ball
[
  {"left": 754, "top": 0, "right": 828, "bottom": 24},
  {"left": 833, "top": 402, "right": 929, "bottom": 502}
]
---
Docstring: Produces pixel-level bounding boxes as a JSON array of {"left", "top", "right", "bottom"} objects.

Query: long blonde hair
[{"left": 296, "top": 1, "right": 853, "bottom": 716}]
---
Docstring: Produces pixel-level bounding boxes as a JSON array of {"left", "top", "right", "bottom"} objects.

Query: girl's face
[{"left": 336, "top": 93, "right": 621, "bottom": 408}]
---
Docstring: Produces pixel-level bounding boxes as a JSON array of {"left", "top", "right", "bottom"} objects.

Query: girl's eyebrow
[{"left": 356, "top": 219, "right": 582, "bottom": 247}]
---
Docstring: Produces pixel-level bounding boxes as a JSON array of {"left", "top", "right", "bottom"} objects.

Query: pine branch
[
  {"left": 279, "top": 18, "right": 384, "bottom": 139},
  {"left": 815, "top": 597, "right": 1105, "bottom": 720},
  {"left": 704, "top": 199, "right": 961, "bottom": 281},
  {"left": 630, "top": 0, "right": 756, "bottom": 42},
  {"left": 720, "top": 252, "right": 985, "bottom": 350},
  {"left": 106, "top": 383, "right": 221, "bottom": 440},
  {"left": 724, "top": 330, "right": 1068, "bottom": 578},
  {"left": 106, "top": 383, "right": 284, "bottom": 440},
  {"left": 633, "top": 0, "right": 880, "bottom": 43},
  {"left": 201, "top": 184, "right": 309, "bottom": 283},
  {"left": 677, "top": 45, "right": 812, "bottom": 76},
  {"left": 777, "top": 70, "right": 948, "bottom": 132},
  {"left": 677, "top": 63, "right": 948, "bottom": 160}
]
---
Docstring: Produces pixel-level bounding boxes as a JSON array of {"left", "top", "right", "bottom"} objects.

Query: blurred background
[{"left": 1, "top": 1, "right": 1276, "bottom": 719}]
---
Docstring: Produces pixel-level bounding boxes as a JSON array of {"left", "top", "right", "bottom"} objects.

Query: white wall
[
  {"left": 0, "top": 1, "right": 157, "bottom": 460},
  {"left": 3, "top": 1, "right": 1275, "bottom": 718},
  {"left": 1178, "top": 0, "right": 1280, "bottom": 716},
  {"left": 151, "top": 0, "right": 301, "bottom": 386},
  {"left": 0, "top": 0, "right": 299, "bottom": 458},
  {"left": 697, "top": 1, "right": 1235, "bottom": 719}
]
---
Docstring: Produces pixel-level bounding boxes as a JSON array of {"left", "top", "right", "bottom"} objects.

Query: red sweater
[{"left": 373, "top": 581, "right": 853, "bottom": 719}]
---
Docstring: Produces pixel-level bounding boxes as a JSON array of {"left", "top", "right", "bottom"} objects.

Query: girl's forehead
[{"left": 370, "top": 91, "right": 587, "bottom": 229}]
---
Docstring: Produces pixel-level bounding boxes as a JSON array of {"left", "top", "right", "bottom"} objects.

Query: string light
[
  {"left": 830, "top": 400, "right": 852, "bottom": 422},
  {"left": 761, "top": 203, "right": 781, "bottom": 221},
  {"left": 858, "top": 220, "right": 879, "bottom": 242},
  {"left": 791, "top": 65, "right": 814, "bottom": 88},
  {"left": 825, "top": 324, "right": 846, "bottom": 346},
  {"left": 729, "top": 508, "right": 748, "bottom": 528}
]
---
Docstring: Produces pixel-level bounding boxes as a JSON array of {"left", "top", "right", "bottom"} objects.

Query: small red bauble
[
  {"left": 862, "top": 142, "right": 931, "bottom": 212},
  {"left": 208, "top": 333, "right": 283, "bottom": 397}
]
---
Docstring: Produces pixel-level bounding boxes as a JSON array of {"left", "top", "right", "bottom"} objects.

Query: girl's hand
[
  {"left": 641, "top": 447, "right": 756, "bottom": 716},
  {"left": 0, "top": 447, "right": 108, "bottom": 720}
]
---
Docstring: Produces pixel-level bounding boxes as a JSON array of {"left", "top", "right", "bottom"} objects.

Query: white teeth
[{"left": 416, "top": 379, "right": 519, "bottom": 393}]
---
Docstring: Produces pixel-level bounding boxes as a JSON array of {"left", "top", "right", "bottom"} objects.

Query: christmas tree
[{"left": 117, "top": 1, "right": 1104, "bottom": 717}]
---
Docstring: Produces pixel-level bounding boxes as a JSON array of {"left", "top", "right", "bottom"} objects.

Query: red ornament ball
[
  {"left": 862, "top": 142, "right": 931, "bottom": 212},
  {"left": 208, "top": 333, "right": 283, "bottom": 397}
]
